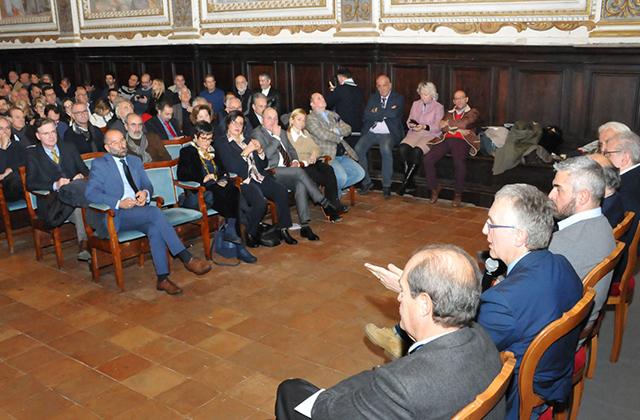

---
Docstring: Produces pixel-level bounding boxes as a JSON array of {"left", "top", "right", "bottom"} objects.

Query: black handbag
[{"left": 258, "top": 223, "right": 281, "bottom": 247}]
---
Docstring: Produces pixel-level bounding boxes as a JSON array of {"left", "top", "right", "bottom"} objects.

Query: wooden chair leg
[
  {"left": 569, "top": 375, "right": 585, "bottom": 420},
  {"left": 268, "top": 200, "right": 278, "bottom": 225},
  {"left": 91, "top": 248, "right": 100, "bottom": 282},
  {"left": 201, "top": 219, "right": 211, "bottom": 260},
  {"left": 610, "top": 302, "right": 629, "bottom": 362},
  {"left": 1, "top": 208, "right": 14, "bottom": 253},
  {"left": 349, "top": 185, "right": 355, "bottom": 207},
  {"left": 52, "top": 229, "right": 64, "bottom": 269},
  {"left": 33, "top": 228, "right": 43, "bottom": 261},
  {"left": 586, "top": 335, "right": 598, "bottom": 379},
  {"left": 138, "top": 254, "right": 144, "bottom": 267},
  {"left": 110, "top": 238, "right": 124, "bottom": 292}
]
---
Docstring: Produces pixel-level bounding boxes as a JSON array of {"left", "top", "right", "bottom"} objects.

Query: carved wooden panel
[
  {"left": 141, "top": 61, "right": 164, "bottom": 83},
  {"left": 450, "top": 67, "right": 493, "bottom": 124},
  {"left": 290, "top": 63, "right": 323, "bottom": 111},
  {"left": 112, "top": 61, "right": 135, "bottom": 89},
  {"left": 170, "top": 61, "right": 196, "bottom": 91},
  {"left": 588, "top": 72, "right": 640, "bottom": 134},
  {"left": 513, "top": 69, "right": 564, "bottom": 126}
]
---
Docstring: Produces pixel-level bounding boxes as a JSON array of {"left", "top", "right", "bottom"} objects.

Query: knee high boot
[{"left": 398, "top": 164, "right": 417, "bottom": 196}]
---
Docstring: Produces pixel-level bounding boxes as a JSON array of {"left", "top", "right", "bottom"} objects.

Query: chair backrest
[
  {"left": 81, "top": 152, "right": 105, "bottom": 170},
  {"left": 613, "top": 211, "right": 634, "bottom": 240},
  {"left": 144, "top": 158, "right": 179, "bottom": 206},
  {"left": 518, "top": 288, "right": 596, "bottom": 419},
  {"left": 162, "top": 137, "right": 191, "bottom": 160},
  {"left": 582, "top": 241, "right": 625, "bottom": 290},
  {"left": 18, "top": 166, "right": 39, "bottom": 214},
  {"left": 451, "top": 351, "right": 516, "bottom": 420},
  {"left": 618, "top": 217, "right": 640, "bottom": 301}
]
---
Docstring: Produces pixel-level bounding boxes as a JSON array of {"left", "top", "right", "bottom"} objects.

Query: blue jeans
[
  {"left": 331, "top": 155, "right": 365, "bottom": 198},
  {"left": 354, "top": 132, "right": 400, "bottom": 188}
]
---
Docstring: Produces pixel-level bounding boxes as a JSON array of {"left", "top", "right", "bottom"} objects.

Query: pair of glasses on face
[
  {"left": 603, "top": 150, "right": 623, "bottom": 157},
  {"left": 485, "top": 220, "right": 517, "bottom": 232}
]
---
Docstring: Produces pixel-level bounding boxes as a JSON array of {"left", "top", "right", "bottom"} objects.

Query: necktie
[
  {"left": 51, "top": 149, "right": 59, "bottom": 164},
  {"left": 164, "top": 122, "right": 177, "bottom": 138},
  {"left": 381, "top": 97, "right": 387, "bottom": 109},
  {"left": 120, "top": 159, "right": 139, "bottom": 193},
  {"left": 278, "top": 144, "right": 291, "bottom": 167}
]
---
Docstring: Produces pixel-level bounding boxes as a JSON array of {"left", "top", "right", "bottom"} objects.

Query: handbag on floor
[{"left": 210, "top": 224, "right": 241, "bottom": 267}]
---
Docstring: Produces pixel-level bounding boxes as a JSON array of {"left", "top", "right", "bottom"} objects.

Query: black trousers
[
  {"left": 302, "top": 161, "right": 339, "bottom": 201},
  {"left": 397, "top": 143, "right": 424, "bottom": 166},
  {"left": 241, "top": 174, "right": 292, "bottom": 233},
  {"left": 275, "top": 378, "right": 320, "bottom": 420},
  {"left": 0, "top": 171, "right": 24, "bottom": 202}
]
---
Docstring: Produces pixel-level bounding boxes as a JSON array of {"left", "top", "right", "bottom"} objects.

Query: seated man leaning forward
[
  {"left": 274, "top": 244, "right": 504, "bottom": 420},
  {"left": 364, "top": 184, "right": 583, "bottom": 419},
  {"left": 86, "top": 129, "right": 212, "bottom": 295}
]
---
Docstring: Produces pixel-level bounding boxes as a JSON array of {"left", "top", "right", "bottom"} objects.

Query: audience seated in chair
[
  {"left": 275, "top": 245, "right": 505, "bottom": 420},
  {"left": 145, "top": 101, "right": 183, "bottom": 141},
  {"left": 86, "top": 129, "right": 212, "bottom": 296},
  {"left": 124, "top": 113, "right": 171, "bottom": 163},
  {"left": 64, "top": 102, "right": 104, "bottom": 155}
]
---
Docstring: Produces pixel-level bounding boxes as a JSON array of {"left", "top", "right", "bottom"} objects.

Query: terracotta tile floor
[{"left": 0, "top": 192, "right": 490, "bottom": 419}]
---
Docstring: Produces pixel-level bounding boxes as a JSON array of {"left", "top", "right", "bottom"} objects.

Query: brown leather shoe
[
  {"left": 452, "top": 193, "right": 462, "bottom": 207},
  {"left": 364, "top": 323, "right": 407, "bottom": 360},
  {"left": 184, "top": 257, "right": 212, "bottom": 275},
  {"left": 429, "top": 185, "right": 442, "bottom": 204},
  {"left": 156, "top": 279, "right": 183, "bottom": 295}
]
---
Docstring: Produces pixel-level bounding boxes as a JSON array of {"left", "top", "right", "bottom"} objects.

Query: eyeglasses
[
  {"left": 231, "top": 120, "right": 244, "bottom": 126},
  {"left": 73, "top": 110, "right": 89, "bottom": 115},
  {"left": 603, "top": 150, "right": 623, "bottom": 157},
  {"left": 485, "top": 220, "right": 517, "bottom": 232}
]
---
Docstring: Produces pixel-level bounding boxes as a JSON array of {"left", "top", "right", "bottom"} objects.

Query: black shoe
[
  {"left": 300, "top": 226, "right": 320, "bottom": 241},
  {"left": 236, "top": 245, "right": 257, "bottom": 263},
  {"left": 359, "top": 182, "right": 373, "bottom": 195},
  {"left": 383, "top": 187, "right": 391, "bottom": 200},
  {"left": 245, "top": 233, "right": 260, "bottom": 248},
  {"left": 279, "top": 228, "right": 298, "bottom": 245},
  {"left": 223, "top": 229, "right": 242, "bottom": 245}
]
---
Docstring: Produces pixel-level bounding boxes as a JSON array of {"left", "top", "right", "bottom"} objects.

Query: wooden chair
[
  {"left": 613, "top": 211, "right": 634, "bottom": 240},
  {"left": 580, "top": 240, "right": 625, "bottom": 379},
  {"left": 162, "top": 137, "right": 191, "bottom": 160},
  {"left": 607, "top": 214, "right": 640, "bottom": 362},
  {"left": 18, "top": 167, "right": 75, "bottom": 269},
  {"left": 81, "top": 152, "right": 105, "bottom": 170},
  {"left": 0, "top": 180, "right": 26, "bottom": 252},
  {"left": 81, "top": 204, "right": 152, "bottom": 291},
  {"left": 451, "top": 351, "right": 516, "bottom": 420},
  {"left": 519, "top": 288, "right": 596, "bottom": 420},
  {"left": 144, "top": 158, "right": 213, "bottom": 259}
]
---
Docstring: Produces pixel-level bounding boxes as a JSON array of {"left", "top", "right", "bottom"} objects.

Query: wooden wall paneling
[
  {"left": 112, "top": 61, "right": 135, "bottom": 90},
  {"left": 427, "top": 65, "right": 446, "bottom": 99},
  {"left": 390, "top": 65, "right": 430, "bottom": 121},
  {"left": 290, "top": 63, "right": 322, "bottom": 112},
  {"left": 450, "top": 67, "right": 494, "bottom": 126},
  {"left": 567, "top": 68, "right": 587, "bottom": 143},
  {"left": 588, "top": 71, "right": 640, "bottom": 135},
  {"left": 495, "top": 67, "right": 511, "bottom": 125},
  {"left": 512, "top": 69, "right": 565, "bottom": 127},
  {"left": 141, "top": 61, "right": 164, "bottom": 83},
  {"left": 247, "top": 63, "right": 275, "bottom": 92},
  {"left": 59, "top": 62, "right": 78, "bottom": 85},
  {"left": 275, "top": 62, "right": 289, "bottom": 113},
  {"left": 38, "top": 62, "right": 58, "bottom": 82},
  {"left": 211, "top": 62, "right": 233, "bottom": 95},
  {"left": 82, "top": 62, "right": 105, "bottom": 89}
]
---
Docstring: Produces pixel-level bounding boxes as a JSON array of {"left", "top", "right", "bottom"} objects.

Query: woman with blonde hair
[
  {"left": 285, "top": 108, "right": 345, "bottom": 221},
  {"left": 397, "top": 81, "right": 444, "bottom": 196},
  {"left": 147, "top": 78, "right": 169, "bottom": 114}
]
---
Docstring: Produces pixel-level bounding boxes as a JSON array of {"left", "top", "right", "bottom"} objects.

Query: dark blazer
[
  {"left": 246, "top": 109, "right": 261, "bottom": 132},
  {"left": 105, "top": 118, "right": 126, "bottom": 136},
  {"left": 144, "top": 116, "right": 183, "bottom": 141},
  {"left": 264, "top": 87, "right": 283, "bottom": 115},
  {"left": 478, "top": 249, "right": 583, "bottom": 419},
  {"left": 177, "top": 144, "right": 226, "bottom": 184},
  {"left": 25, "top": 142, "right": 89, "bottom": 218},
  {"left": 213, "top": 135, "right": 268, "bottom": 179},
  {"left": 63, "top": 123, "right": 104, "bottom": 155},
  {"left": 234, "top": 87, "right": 253, "bottom": 116},
  {"left": 11, "top": 125, "right": 37, "bottom": 146},
  {"left": 362, "top": 90, "right": 405, "bottom": 142},
  {"left": 620, "top": 165, "right": 640, "bottom": 256},
  {"left": 85, "top": 153, "right": 153, "bottom": 232},
  {"left": 603, "top": 192, "right": 625, "bottom": 229},
  {"left": 251, "top": 125, "right": 298, "bottom": 169},
  {"left": 215, "top": 110, "right": 254, "bottom": 139},
  {"left": 312, "top": 323, "right": 504, "bottom": 420},
  {"left": 0, "top": 139, "right": 26, "bottom": 172},
  {"left": 325, "top": 82, "right": 364, "bottom": 132}
]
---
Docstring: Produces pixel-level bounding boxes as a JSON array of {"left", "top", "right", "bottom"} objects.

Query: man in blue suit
[
  {"left": 477, "top": 184, "right": 583, "bottom": 419},
  {"left": 86, "top": 130, "right": 212, "bottom": 295},
  {"left": 355, "top": 75, "right": 405, "bottom": 199}
]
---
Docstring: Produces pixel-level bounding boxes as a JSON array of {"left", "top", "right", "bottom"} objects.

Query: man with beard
[
  {"left": 0, "top": 97, "right": 10, "bottom": 116},
  {"left": 124, "top": 113, "right": 171, "bottom": 163},
  {"left": 119, "top": 74, "right": 139, "bottom": 101},
  {"left": 233, "top": 75, "right": 252, "bottom": 116},
  {"left": 547, "top": 155, "right": 616, "bottom": 326}
]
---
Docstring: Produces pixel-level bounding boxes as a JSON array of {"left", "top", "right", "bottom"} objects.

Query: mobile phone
[{"left": 409, "top": 119, "right": 419, "bottom": 125}]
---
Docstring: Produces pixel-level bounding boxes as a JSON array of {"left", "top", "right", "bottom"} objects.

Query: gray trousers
[{"left": 274, "top": 167, "right": 324, "bottom": 226}]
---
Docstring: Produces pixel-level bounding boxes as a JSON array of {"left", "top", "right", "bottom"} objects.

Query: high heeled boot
[{"left": 397, "top": 164, "right": 417, "bottom": 196}]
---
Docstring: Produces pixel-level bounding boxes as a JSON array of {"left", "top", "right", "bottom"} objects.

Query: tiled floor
[{"left": 0, "top": 192, "right": 637, "bottom": 419}]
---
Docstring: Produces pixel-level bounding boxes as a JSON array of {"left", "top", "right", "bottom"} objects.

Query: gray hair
[
  {"left": 226, "top": 96, "right": 240, "bottom": 108},
  {"left": 178, "top": 87, "right": 191, "bottom": 96},
  {"left": 406, "top": 245, "right": 481, "bottom": 328},
  {"left": 602, "top": 163, "right": 621, "bottom": 192},
  {"left": 124, "top": 113, "right": 141, "bottom": 125},
  {"left": 494, "top": 184, "right": 554, "bottom": 250},
  {"left": 553, "top": 156, "right": 606, "bottom": 206},
  {"left": 613, "top": 131, "right": 640, "bottom": 165},
  {"left": 191, "top": 96, "right": 208, "bottom": 107},
  {"left": 114, "top": 99, "right": 132, "bottom": 116},
  {"left": 417, "top": 81, "right": 438, "bottom": 101},
  {"left": 252, "top": 92, "right": 267, "bottom": 102},
  {"left": 598, "top": 121, "right": 630, "bottom": 135}
]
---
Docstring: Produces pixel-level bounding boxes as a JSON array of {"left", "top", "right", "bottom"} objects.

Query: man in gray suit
[
  {"left": 275, "top": 244, "right": 503, "bottom": 420},
  {"left": 251, "top": 107, "right": 341, "bottom": 243},
  {"left": 548, "top": 155, "right": 616, "bottom": 326}
]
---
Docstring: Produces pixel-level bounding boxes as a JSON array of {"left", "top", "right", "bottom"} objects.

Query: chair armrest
[
  {"left": 267, "top": 169, "right": 276, "bottom": 175},
  {"left": 229, "top": 176, "right": 244, "bottom": 189},
  {"left": 150, "top": 196, "right": 165, "bottom": 207},
  {"left": 174, "top": 180, "right": 202, "bottom": 190},
  {"left": 31, "top": 189, "right": 51, "bottom": 198}
]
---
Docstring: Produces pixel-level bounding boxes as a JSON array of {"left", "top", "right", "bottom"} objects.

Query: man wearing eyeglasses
[{"left": 63, "top": 102, "right": 104, "bottom": 155}]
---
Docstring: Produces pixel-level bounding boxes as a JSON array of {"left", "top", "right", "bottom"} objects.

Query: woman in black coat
[{"left": 213, "top": 110, "right": 294, "bottom": 247}]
